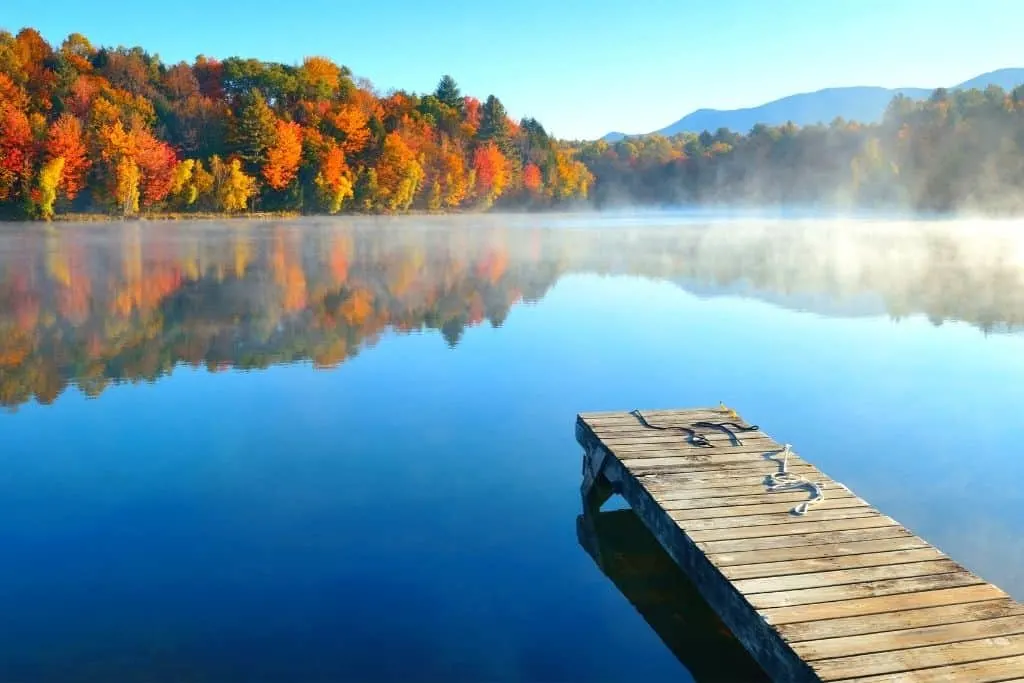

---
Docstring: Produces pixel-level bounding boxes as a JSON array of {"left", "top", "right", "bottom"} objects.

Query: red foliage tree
[
  {"left": 0, "top": 105, "right": 35, "bottom": 202},
  {"left": 523, "top": 163, "right": 543, "bottom": 193},
  {"left": 46, "top": 114, "right": 91, "bottom": 199}
]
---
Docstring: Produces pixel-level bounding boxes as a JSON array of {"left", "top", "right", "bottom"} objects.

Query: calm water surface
[{"left": 2, "top": 215, "right": 1023, "bottom": 682}]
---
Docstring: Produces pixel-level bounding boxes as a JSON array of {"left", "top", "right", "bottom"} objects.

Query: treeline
[
  {"left": 579, "top": 85, "right": 1024, "bottom": 213},
  {"left": 4, "top": 27, "right": 1024, "bottom": 220},
  {"left": 0, "top": 28, "right": 593, "bottom": 219}
]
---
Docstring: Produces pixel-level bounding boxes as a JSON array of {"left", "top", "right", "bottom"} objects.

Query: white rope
[{"left": 765, "top": 444, "right": 826, "bottom": 515}]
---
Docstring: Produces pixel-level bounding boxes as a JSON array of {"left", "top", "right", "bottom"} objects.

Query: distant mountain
[
  {"left": 953, "top": 68, "right": 1024, "bottom": 92},
  {"left": 601, "top": 68, "right": 1024, "bottom": 142}
]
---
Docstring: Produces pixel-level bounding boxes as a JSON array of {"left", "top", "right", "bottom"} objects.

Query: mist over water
[{"left": 1, "top": 213, "right": 1022, "bottom": 682}]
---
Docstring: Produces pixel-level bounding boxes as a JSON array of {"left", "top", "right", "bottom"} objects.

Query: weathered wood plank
[
  {"left": 629, "top": 461, "right": 821, "bottom": 476},
  {"left": 638, "top": 466, "right": 822, "bottom": 491},
  {"left": 811, "top": 633, "right": 1024, "bottom": 680},
  {"left": 687, "top": 515, "right": 898, "bottom": 542},
  {"left": 616, "top": 444, "right": 793, "bottom": 459},
  {"left": 750, "top": 573, "right": 984, "bottom": 609},
  {"left": 709, "top": 536, "right": 931, "bottom": 567},
  {"left": 598, "top": 433, "right": 779, "bottom": 447},
  {"left": 656, "top": 486, "right": 856, "bottom": 506},
  {"left": 794, "top": 614, "right": 1024, "bottom": 661},
  {"left": 834, "top": 654, "right": 1024, "bottom": 683},
  {"left": 658, "top": 488, "right": 856, "bottom": 509},
  {"left": 697, "top": 526, "right": 915, "bottom": 554},
  {"left": 761, "top": 584, "right": 1010, "bottom": 625},
  {"left": 777, "top": 599, "right": 1024, "bottom": 642},
  {"left": 733, "top": 560, "right": 963, "bottom": 594},
  {"left": 579, "top": 408, "right": 735, "bottom": 421},
  {"left": 621, "top": 452, "right": 797, "bottom": 468},
  {"left": 719, "top": 547, "right": 946, "bottom": 579},
  {"left": 667, "top": 497, "right": 867, "bottom": 520},
  {"left": 672, "top": 507, "right": 878, "bottom": 531}
]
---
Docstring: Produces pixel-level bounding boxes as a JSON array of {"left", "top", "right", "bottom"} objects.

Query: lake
[{"left": 1, "top": 214, "right": 1023, "bottom": 682}]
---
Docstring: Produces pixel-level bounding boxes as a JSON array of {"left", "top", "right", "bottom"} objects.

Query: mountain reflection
[{"left": 2, "top": 216, "right": 1024, "bottom": 407}]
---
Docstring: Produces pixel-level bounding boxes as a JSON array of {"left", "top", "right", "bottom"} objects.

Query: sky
[{"left": 3, "top": 0, "right": 1022, "bottom": 140}]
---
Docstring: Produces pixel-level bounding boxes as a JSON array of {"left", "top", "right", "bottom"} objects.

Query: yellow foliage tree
[
  {"left": 314, "top": 143, "right": 354, "bottom": 214},
  {"left": 546, "top": 148, "right": 594, "bottom": 201},
  {"left": 35, "top": 156, "right": 65, "bottom": 220},
  {"left": 374, "top": 132, "right": 423, "bottom": 212},
  {"left": 115, "top": 157, "right": 140, "bottom": 215},
  {"left": 210, "top": 155, "right": 256, "bottom": 212}
]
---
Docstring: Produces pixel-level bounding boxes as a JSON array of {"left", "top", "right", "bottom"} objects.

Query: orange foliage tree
[
  {"left": 46, "top": 114, "right": 91, "bottom": 199},
  {"left": 0, "top": 104, "right": 35, "bottom": 202},
  {"left": 472, "top": 142, "right": 508, "bottom": 206},
  {"left": 262, "top": 120, "right": 303, "bottom": 190}
]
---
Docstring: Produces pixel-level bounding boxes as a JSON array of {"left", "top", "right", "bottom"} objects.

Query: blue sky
[{"left": 3, "top": 0, "right": 1021, "bottom": 139}]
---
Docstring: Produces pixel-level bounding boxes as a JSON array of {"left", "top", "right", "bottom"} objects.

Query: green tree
[
  {"left": 231, "top": 88, "right": 277, "bottom": 173},
  {"left": 477, "top": 95, "right": 511, "bottom": 154},
  {"left": 435, "top": 75, "right": 462, "bottom": 111}
]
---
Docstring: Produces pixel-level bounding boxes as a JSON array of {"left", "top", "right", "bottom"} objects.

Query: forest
[
  {"left": 2, "top": 27, "right": 1024, "bottom": 219},
  {"left": 0, "top": 28, "right": 593, "bottom": 219},
  {"left": 580, "top": 85, "right": 1024, "bottom": 213}
]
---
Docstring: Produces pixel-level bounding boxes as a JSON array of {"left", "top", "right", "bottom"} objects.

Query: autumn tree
[
  {"left": 210, "top": 155, "right": 256, "bottom": 212},
  {"left": 437, "top": 142, "right": 470, "bottom": 208},
  {"left": 314, "top": 142, "right": 353, "bottom": 213},
  {"left": 0, "top": 104, "right": 35, "bottom": 204},
  {"left": 262, "top": 119, "right": 302, "bottom": 190},
  {"left": 114, "top": 156, "right": 141, "bottom": 215},
  {"left": 523, "top": 163, "right": 543, "bottom": 195},
  {"left": 135, "top": 131, "right": 178, "bottom": 207},
  {"left": 472, "top": 142, "right": 508, "bottom": 207},
  {"left": 45, "top": 114, "right": 90, "bottom": 200},
  {"left": 373, "top": 132, "right": 423, "bottom": 211},
  {"left": 35, "top": 157, "right": 64, "bottom": 219}
]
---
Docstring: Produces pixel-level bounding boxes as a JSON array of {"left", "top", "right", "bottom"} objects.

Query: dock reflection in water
[{"left": 577, "top": 503, "right": 770, "bottom": 683}]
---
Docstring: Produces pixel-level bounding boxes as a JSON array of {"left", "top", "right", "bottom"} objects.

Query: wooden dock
[{"left": 576, "top": 407, "right": 1024, "bottom": 682}]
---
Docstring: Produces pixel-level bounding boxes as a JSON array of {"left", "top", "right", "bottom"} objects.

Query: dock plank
[
  {"left": 575, "top": 407, "right": 1022, "bottom": 683},
  {"left": 660, "top": 488, "right": 857, "bottom": 509},
  {"left": 686, "top": 515, "right": 899, "bottom": 542},
  {"left": 697, "top": 526, "right": 916, "bottom": 554},
  {"left": 793, "top": 614, "right": 1024, "bottom": 661},
  {"left": 811, "top": 633, "right": 1024, "bottom": 680},
  {"left": 666, "top": 497, "right": 867, "bottom": 520},
  {"left": 658, "top": 487, "right": 856, "bottom": 506},
  {"left": 748, "top": 572, "right": 985, "bottom": 609},
  {"left": 720, "top": 547, "right": 947, "bottom": 579},
  {"left": 834, "top": 654, "right": 1024, "bottom": 682},
  {"left": 776, "top": 599, "right": 1024, "bottom": 642},
  {"left": 733, "top": 560, "right": 964, "bottom": 594},
  {"left": 672, "top": 507, "right": 879, "bottom": 531},
  {"left": 761, "top": 584, "right": 1009, "bottom": 625}
]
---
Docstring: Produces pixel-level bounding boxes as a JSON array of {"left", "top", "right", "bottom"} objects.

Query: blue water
[{"left": 1, "top": 216, "right": 1023, "bottom": 682}]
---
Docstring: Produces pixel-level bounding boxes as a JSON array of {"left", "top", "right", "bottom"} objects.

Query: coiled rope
[
  {"left": 629, "top": 409, "right": 714, "bottom": 447},
  {"left": 765, "top": 443, "right": 826, "bottom": 515}
]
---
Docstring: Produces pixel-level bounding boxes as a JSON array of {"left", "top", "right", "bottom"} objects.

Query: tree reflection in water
[{"left": 3, "top": 216, "right": 1024, "bottom": 407}]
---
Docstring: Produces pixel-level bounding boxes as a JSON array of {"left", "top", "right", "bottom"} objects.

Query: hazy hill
[{"left": 601, "top": 67, "right": 1024, "bottom": 142}]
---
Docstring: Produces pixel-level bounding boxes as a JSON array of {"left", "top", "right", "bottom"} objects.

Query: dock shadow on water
[{"left": 577, "top": 502, "right": 770, "bottom": 683}]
